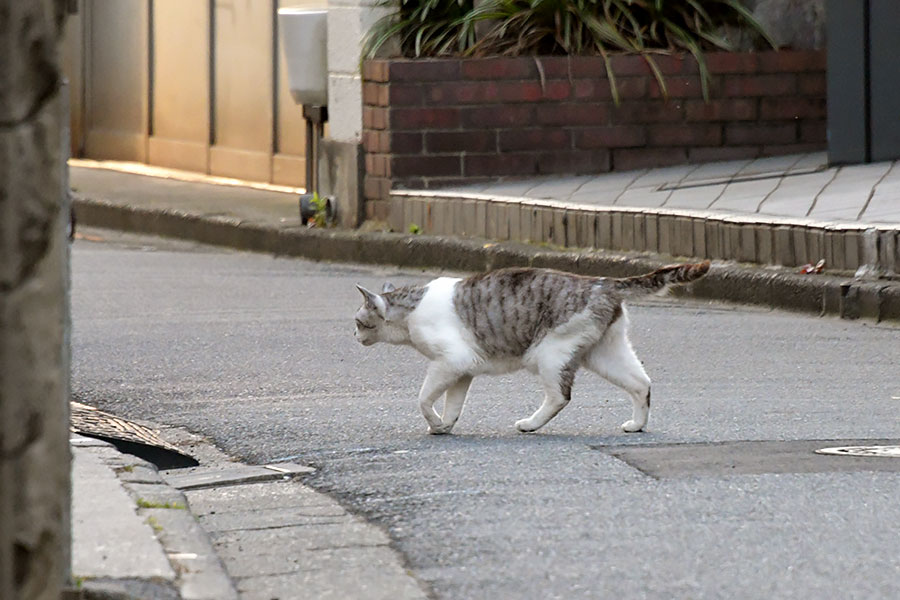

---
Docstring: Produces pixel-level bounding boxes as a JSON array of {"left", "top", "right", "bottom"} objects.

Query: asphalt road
[{"left": 72, "top": 230, "right": 900, "bottom": 600}]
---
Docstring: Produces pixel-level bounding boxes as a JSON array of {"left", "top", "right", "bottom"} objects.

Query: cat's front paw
[
  {"left": 428, "top": 424, "right": 453, "bottom": 435},
  {"left": 515, "top": 418, "right": 539, "bottom": 433},
  {"left": 621, "top": 420, "right": 644, "bottom": 433}
]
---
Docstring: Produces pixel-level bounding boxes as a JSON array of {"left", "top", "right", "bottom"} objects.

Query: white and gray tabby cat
[{"left": 354, "top": 261, "right": 709, "bottom": 434}]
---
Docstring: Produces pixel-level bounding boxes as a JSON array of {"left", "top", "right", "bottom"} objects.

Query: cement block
[
  {"left": 553, "top": 209, "right": 567, "bottom": 247},
  {"left": 537, "top": 207, "right": 552, "bottom": 243},
  {"left": 389, "top": 196, "right": 404, "bottom": 233},
  {"left": 755, "top": 225, "right": 774, "bottom": 265},
  {"left": 633, "top": 214, "right": 647, "bottom": 252},
  {"left": 828, "top": 231, "right": 844, "bottom": 271},
  {"left": 773, "top": 226, "right": 794, "bottom": 266},
  {"left": 565, "top": 209, "right": 578, "bottom": 247},
  {"left": 485, "top": 203, "right": 499, "bottom": 239},
  {"left": 474, "top": 200, "right": 487, "bottom": 238},
  {"left": 844, "top": 230, "right": 861, "bottom": 271},
  {"left": 807, "top": 228, "right": 824, "bottom": 263},
  {"left": 738, "top": 226, "right": 756, "bottom": 263},
  {"left": 879, "top": 230, "right": 898, "bottom": 274},
  {"left": 792, "top": 227, "right": 809, "bottom": 265},
  {"left": 423, "top": 202, "right": 434, "bottom": 233},
  {"left": 726, "top": 223, "right": 742, "bottom": 260},
  {"left": 675, "top": 217, "right": 694, "bottom": 258},
  {"left": 622, "top": 214, "right": 636, "bottom": 250},
  {"left": 644, "top": 213, "right": 659, "bottom": 253},
  {"left": 657, "top": 215, "right": 675, "bottom": 256},
  {"left": 576, "top": 212, "right": 596, "bottom": 248},
  {"left": 611, "top": 213, "right": 624, "bottom": 250},
  {"left": 463, "top": 200, "right": 477, "bottom": 237},
  {"left": 596, "top": 212, "right": 612, "bottom": 249},
  {"left": 692, "top": 218, "right": 707, "bottom": 258}
]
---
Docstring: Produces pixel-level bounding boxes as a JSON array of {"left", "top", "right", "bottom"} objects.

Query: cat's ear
[
  {"left": 356, "top": 285, "right": 387, "bottom": 318},
  {"left": 381, "top": 282, "right": 396, "bottom": 293}
]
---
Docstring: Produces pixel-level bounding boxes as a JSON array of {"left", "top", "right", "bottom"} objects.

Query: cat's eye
[{"left": 356, "top": 319, "right": 375, "bottom": 330}]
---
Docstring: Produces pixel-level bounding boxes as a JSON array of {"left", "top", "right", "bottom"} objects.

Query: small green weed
[
  {"left": 408, "top": 223, "right": 422, "bottom": 234},
  {"left": 137, "top": 498, "right": 185, "bottom": 510},
  {"left": 146, "top": 515, "right": 163, "bottom": 534}
]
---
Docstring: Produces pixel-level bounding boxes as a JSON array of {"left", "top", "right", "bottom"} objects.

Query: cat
[{"left": 354, "top": 261, "right": 710, "bottom": 434}]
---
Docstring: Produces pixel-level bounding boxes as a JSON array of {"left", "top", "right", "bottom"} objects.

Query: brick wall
[{"left": 362, "top": 50, "right": 826, "bottom": 221}]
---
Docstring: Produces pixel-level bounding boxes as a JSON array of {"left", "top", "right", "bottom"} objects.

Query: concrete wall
[
  {"left": 63, "top": 0, "right": 322, "bottom": 188},
  {"left": 0, "top": 1, "right": 71, "bottom": 598}
]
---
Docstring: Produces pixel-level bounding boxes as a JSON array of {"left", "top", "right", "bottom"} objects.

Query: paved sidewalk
[
  {"left": 450, "top": 152, "right": 900, "bottom": 225},
  {"left": 70, "top": 428, "right": 428, "bottom": 599}
]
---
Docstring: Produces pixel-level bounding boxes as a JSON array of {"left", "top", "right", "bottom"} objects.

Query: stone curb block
[{"left": 72, "top": 196, "right": 900, "bottom": 323}]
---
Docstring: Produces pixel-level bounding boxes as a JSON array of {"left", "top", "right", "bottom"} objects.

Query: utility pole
[{"left": 0, "top": 1, "right": 71, "bottom": 598}]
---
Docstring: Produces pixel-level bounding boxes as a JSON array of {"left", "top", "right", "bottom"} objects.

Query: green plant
[
  {"left": 310, "top": 192, "right": 330, "bottom": 228},
  {"left": 146, "top": 515, "right": 163, "bottom": 534},
  {"left": 408, "top": 223, "right": 422, "bottom": 234},
  {"left": 364, "top": 0, "right": 776, "bottom": 102},
  {"left": 137, "top": 498, "right": 186, "bottom": 510}
]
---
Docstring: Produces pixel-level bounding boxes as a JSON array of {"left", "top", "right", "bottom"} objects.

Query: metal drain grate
[{"left": 815, "top": 445, "right": 900, "bottom": 458}]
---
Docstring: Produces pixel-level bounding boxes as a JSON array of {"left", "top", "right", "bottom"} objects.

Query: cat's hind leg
[
  {"left": 432, "top": 375, "right": 473, "bottom": 435},
  {"left": 418, "top": 363, "right": 462, "bottom": 434},
  {"left": 583, "top": 318, "right": 651, "bottom": 433},
  {"left": 515, "top": 364, "right": 575, "bottom": 433}
]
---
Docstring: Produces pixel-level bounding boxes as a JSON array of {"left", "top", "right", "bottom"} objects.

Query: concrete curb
[
  {"left": 72, "top": 195, "right": 900, "bottom": 323},
  {"left": 70, "top": 436, "right": 238, "bottom": 600}
]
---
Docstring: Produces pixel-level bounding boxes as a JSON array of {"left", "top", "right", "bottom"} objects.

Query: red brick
[
  {"left": 464, "top": 153, "right": 538, "bottom": 177},
  {"left": 461, "top": 105, "right": 534, "bottom": 128},
  {"left": 723, "top": 74, "right": 796, "bottom": 97},
  {"left": 537, "top": 150, "right": 610, "bottom": 174},
  {"left": 704, "top": 52, "right": 759, "bottom": 74},
  {"left": 757, "top": 50, "right": 826, "bottom": 73},
  {"left": 388, "top": 59, "right": 461, "bottom": 81},
  {"left": 648, "top": 124, "right": 722, "bottom": 147},
  {"left": 365, "top": 199, "right": 390, "bottom": 221},
  {"left": 799, "top": 73, "right": 826, "bottom": 96},
  {"left": 573, "top": 77, "right": 645, "bottom": 101},
  {"left": 391, "top": 155, "right": 461, "bottom": 178},
  {"left": 425, "top": 131, "right": 496, "bottom": 153},
  {"left": 688, "top": 146, "right": 760, "bottom": 162},
  {"left": 389, "top": 132, "right": 423, "bottom": 154},
  {"left": 611, "top": 101, "right": 684, "bottom": 123},
  {"left": 363, "top": 107, "right": 388, "bottom": 130},
  {"left": 685, "top": 98, "right": 757, "bottom": 121},
  {"left": 389, "top": 84, "right": 424, "bottom": 106},
  {"left": 799, "top": 119, "right": 826, "bottom": 144},
  {"left": 498, "top": 129, "right": 571, "bottom": 152},
  {"left": 426, "top": 81, "right": 496, "bottom": 104},
  {"left": 533, "top": 56, "right": 571, "bottom": 78},
  {"left": 362, "top": 60, "right": 389, "bottom": 83},
  {"left": 497, "top": 81, "right": 543, "bottom": 103},
  {"left": 389, "top": 107, "right": 459, "bottom": 130},
  {"left": 761, "top": 142, "right": 825, "bottom": 156},
  {"left": 540, "top": 80, "right": 572, "bottom": 101},
  {"left": 535, "top": 103, "right": 607, "bottom": 126},
  {"left": 362, "top": 82, "right": 382, "bottom": 106},
  {"left": 575, "top": 126, "right": 646, "bottom": 149},
  {"left": 365, "top": 153, "right": 390, "bottom": 177},
  {"left": 462, "top": 57, "right": 536, "bottom": 79},
  {"left": 612, "top": 148, "right": 688, "bottom": 171},
  {"left": 649, "top": 76, "right": 706, "bottom": 99},
  {"left": 609, "top": 54, "right": 651, "bottom": 76},
  {"left": 759, "top": 97, "right": 826, "bottom": 120},
  {"left": 725, "top": 122, "right": 797, "bottom": 145},
  {"left": 570, "top": 56, "right": 608, "bottom": 78},
  {"left": 364, "top": 176, "right": 392, "bottom": 201}
]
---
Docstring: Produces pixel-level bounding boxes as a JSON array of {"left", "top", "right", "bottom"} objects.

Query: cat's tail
[{"left": 613, "top": 261, "right": 711, "bottom": 296}]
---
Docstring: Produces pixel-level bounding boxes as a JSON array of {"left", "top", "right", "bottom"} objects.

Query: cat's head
[{"left": 354, "top": 282, "right": 400, "bottom": 346}]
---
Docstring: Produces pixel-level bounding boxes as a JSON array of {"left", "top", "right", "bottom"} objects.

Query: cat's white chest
[{"left": 407, "top": 277, "right": 478, "bottom": 365}]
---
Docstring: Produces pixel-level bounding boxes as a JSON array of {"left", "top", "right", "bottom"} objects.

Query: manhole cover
[{"left": 815, "top": 445, "right": 900, "bottom": 458}]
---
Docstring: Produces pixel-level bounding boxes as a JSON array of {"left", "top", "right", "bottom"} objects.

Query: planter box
[{"left": 361, "top": 50, "right": 826, "bottom": 220}]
